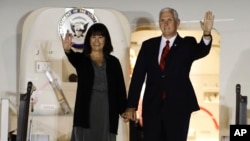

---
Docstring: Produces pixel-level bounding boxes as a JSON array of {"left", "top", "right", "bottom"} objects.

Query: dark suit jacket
[
  {"left": 127, "top": 34, "right": 212, "bottom": 118},
  {"left": 65, "top": 51, "right": 127, "bottom": 134}
]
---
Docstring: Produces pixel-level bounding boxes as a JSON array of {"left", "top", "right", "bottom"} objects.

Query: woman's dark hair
[{"left": 83, "top": 23, "right": 113, "bottom": 55}]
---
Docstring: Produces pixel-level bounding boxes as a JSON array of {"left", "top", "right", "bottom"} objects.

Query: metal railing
[{"left": 235, "top": 84, "right": 248, "bottom": 125}]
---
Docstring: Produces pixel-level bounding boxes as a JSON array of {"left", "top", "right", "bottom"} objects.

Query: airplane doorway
[{"left": 129, "top": 25, "right": 220, "bottom": 141}]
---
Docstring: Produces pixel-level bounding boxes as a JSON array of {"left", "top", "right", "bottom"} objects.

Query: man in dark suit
[{"left": 123, "top": 7, "right": 214, "bottom": 141}]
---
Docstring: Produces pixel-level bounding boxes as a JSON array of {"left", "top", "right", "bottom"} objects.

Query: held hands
[
  {"left": 200, "top": 11, "right": 214, "bottom": 35},
  {"left": 122, "top": 108, "right": 137, "bottom": 122},
  {"left": 60, "top": 31, "right": 74, "bottom": 52}
]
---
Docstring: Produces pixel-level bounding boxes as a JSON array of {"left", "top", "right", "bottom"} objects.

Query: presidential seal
[{"left": 58, "top": 8, "right": 98, "bottom": 50}]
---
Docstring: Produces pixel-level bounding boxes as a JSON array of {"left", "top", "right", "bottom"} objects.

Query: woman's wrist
[{"left": 64, "top": 48, "right": 71, "bottom": 53}]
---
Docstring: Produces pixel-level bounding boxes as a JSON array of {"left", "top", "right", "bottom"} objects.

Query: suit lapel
[
  {"left": 153, "top": 37, "right": 162, "bottom": 70},
  {"left": 162, "top": 34, "right": 183, "bottom": 72},
  {"left": 154, "top": 35, "right": 183, "bottom": 72},
  {"left": 170, "top": 34, "right": 182, "bottom": 51}
]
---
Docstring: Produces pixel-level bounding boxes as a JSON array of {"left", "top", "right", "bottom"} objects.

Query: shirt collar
[{"left": 161, "top": 34, "right": 177, "bottom": 47}]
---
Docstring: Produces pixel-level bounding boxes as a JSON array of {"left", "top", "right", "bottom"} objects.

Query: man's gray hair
[{"left": 159, "top": 7, "right": 180, "bottom": 22}]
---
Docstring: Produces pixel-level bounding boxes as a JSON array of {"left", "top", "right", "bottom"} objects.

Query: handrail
[
  {"left": 235, "top": 84, "right": 248, "bottom": 125},
  {"left": 0, "top": 99, "right": 9, "bottom": 141},
  {"left": 0, "top": 98, "right": 18, "bottom": 141},
  {"left": 16, "top": 81, "right": 36, "bottom": 141}
]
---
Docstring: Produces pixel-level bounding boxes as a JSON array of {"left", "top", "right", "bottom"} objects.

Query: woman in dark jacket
[{"left": 61, "top": 23, "right": 127, "bottom": 141}]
